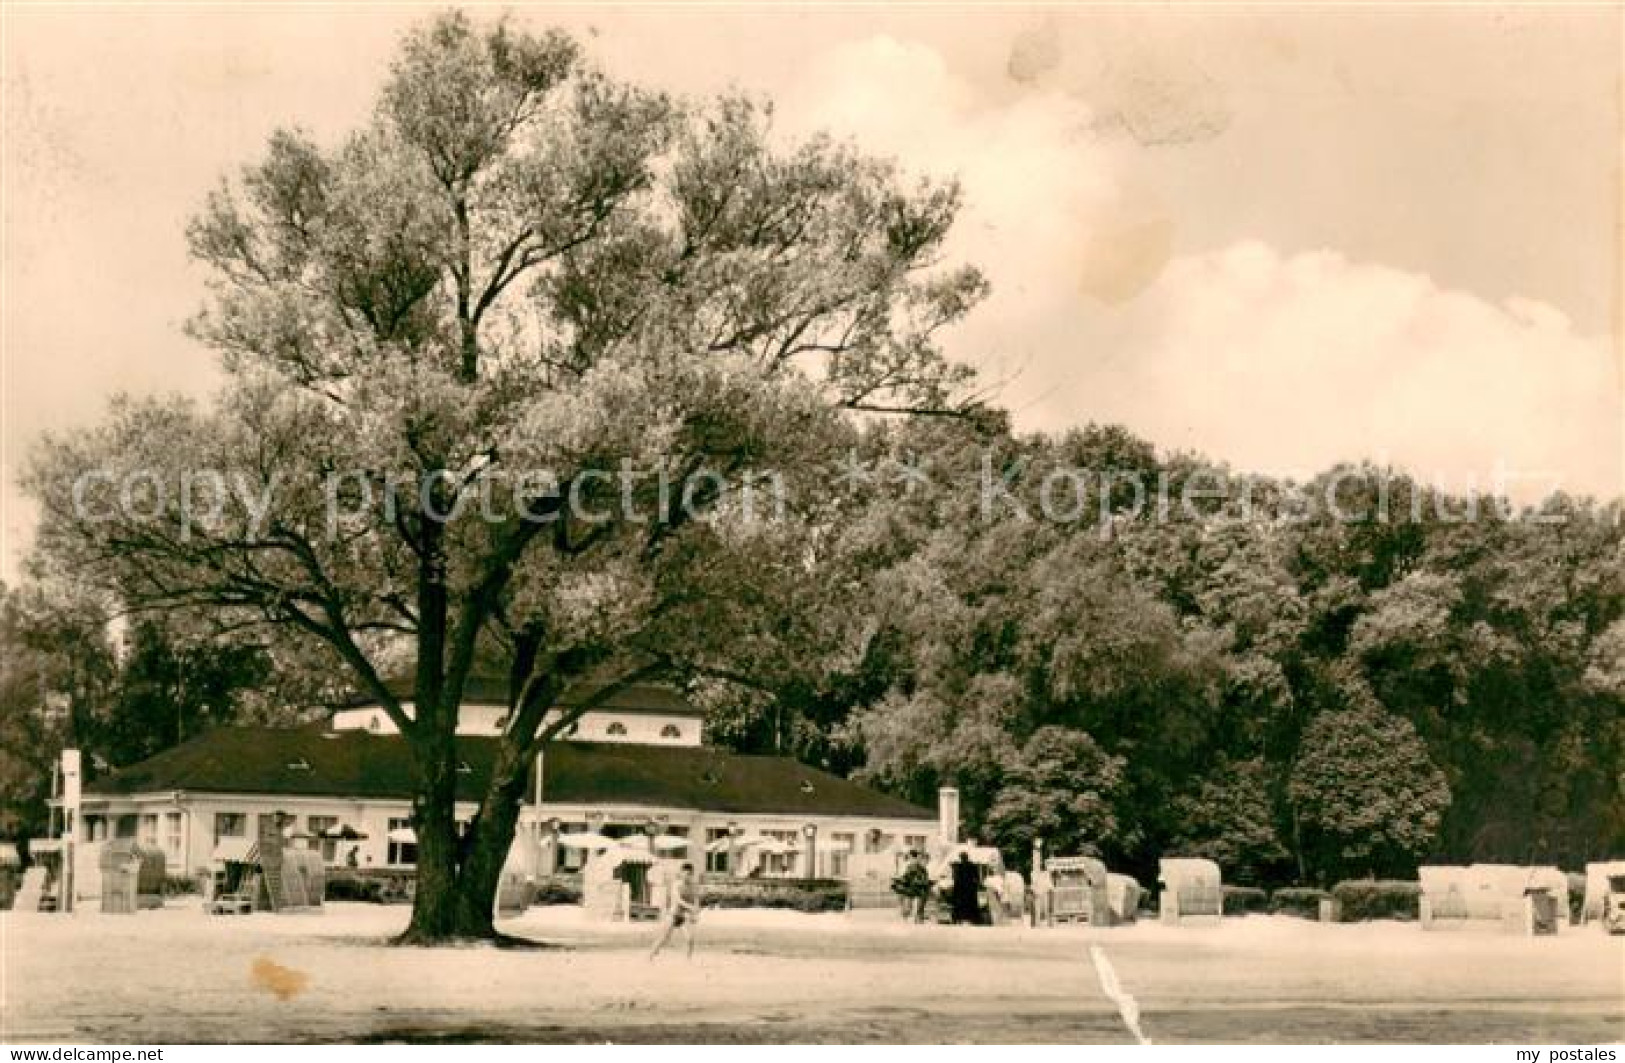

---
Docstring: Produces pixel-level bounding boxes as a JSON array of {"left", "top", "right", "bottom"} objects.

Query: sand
[{"left": 2, "top": 902, "right": 1620, "bottom": 1044}]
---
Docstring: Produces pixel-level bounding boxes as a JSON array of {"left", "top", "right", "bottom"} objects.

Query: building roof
[
  {"left": 344, "top": 677, "right": 699, "bottom": 717},
  {"left": 84, "top": 728, "right": 935, "bottom": 821}
]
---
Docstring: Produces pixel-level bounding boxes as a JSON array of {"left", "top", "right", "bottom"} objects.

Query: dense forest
[{"left": 697, "top": 416, "right": 1625, "bottom": 887}]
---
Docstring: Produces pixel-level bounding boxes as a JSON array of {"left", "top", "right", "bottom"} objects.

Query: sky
[{"left": 3, "top": 4, "right": 1622, "bottom": 583}]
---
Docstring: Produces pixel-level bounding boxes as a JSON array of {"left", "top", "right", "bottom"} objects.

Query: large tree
[{"left": 26, "top": 13, "right": 985, "bottom": 942}]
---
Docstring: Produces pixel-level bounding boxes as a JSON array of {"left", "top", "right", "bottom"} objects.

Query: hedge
[
  {"left": 1330, "top": 879, "right": 1421, "bottom": 922},
  {"left": 1222, "top": 885, "right": 1268, "bottom": 916},
  {"left": 1269, "top": 886, "right": 1330, "bottom": 919},
  {"left": 324, "top": 875, "right": 387, "bottom": 904},
  {"left": 699, "top": 878, "right": 848, "bottom": 913},
  {"left": 533, "top": 879, "right": 583, "bottom": 906}
]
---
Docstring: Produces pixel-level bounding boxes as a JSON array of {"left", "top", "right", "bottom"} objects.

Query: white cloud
[
  {"left": 782, "top": 38, "right": 1620, "bottom": 503},
  {"left": 1066, "top": 242, "right": 1622, "bottom": 501}
]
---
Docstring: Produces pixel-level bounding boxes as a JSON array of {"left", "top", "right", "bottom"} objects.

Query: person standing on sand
[
  {"left": 893, "top": 851, "right": 931, "bottom": 923},
  {"left": 648, "top": 862, "right": 701, "bottom": 960}
]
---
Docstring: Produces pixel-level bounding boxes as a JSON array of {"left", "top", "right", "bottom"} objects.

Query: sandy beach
[{"left": 3, "top": 903, "right": 1620, "bottom": 1044}]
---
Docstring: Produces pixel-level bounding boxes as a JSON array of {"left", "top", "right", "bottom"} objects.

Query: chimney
[{"left": 937, "top": 786, "right": 960, "bottom": 844}]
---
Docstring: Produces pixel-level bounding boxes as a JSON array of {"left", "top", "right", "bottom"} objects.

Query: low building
[{"left": 76, "top": 680, "right": 939, "bottom": 885}]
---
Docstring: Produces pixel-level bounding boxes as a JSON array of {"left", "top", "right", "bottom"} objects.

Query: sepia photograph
[{"left": 1, "top": 1, "right": 1622, "bottom": 1050}]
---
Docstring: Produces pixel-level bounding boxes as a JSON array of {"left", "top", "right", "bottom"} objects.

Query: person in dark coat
[{"left": 951, "top": 852, "right": 982, "bottom": 924}]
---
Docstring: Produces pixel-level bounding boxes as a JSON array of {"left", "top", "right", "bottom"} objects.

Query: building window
[
  {"left": 830, "top": 832, "right": 854, "bottom": 879},
  {"left": 139, "top": 814, "right": 159, "bottom": 847},
  {"left": 904, "top": 834, "right": 928, "bottom": 855},
  {"left": 308, "top": 816, "right": 338, "bottom": 863},
  {"left": 114, "top": 814, "right": 138, "bottom": 839},
  {"left": 705, "top": 828, "right": 732, "bottom": 874},
  {"left": 214, "top": 813, "right": 246, "bottom": 845},
  {"left": 606, "top": 722, "right": 628, "bottom": 737},
  {"left": 387, "top": 817, "right": 417, "bottom": 866},
  {"left": 761, "top": 829, "right": 800, "bottom": 878},
  {"left": 165, "top": 812, "right": 183, "bottom": 855},
  {"left": 660, "top": 724, "right": 682, "bottom": 740},
  {"left": 556, "top": 822, "right": 588, "bottom": 872}
]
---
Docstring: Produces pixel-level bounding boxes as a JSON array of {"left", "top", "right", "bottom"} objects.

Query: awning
[
  {"left": 0, "top": 842, "right": 20, "bottom": 867},
  {"left": 556, "top": 832, "right": 615, "bottom": 850},
  {"left": 752, "top": 838, "right": 799, "bottom": 856},
  {"left": 212, "top": 838, "right": 256, "bottom": 863},
  {"left": 386, "top": 827, "right": 418, "bottom": 845},
  {"left": 651, "top": 834, "right": 690, "bottom": 852},
  {"left": 322, "top": 824, "right": 368, "bottom": 841}
]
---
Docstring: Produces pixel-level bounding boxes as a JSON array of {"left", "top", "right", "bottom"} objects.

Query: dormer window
[
  {"left": 286, "top": 758, "right": 311, "bottom": 772},
  {"left": 660, "top": 724, "right": 681, "bottom": 739},
  {"left": 606, "top": 722, "right": 628, "bottom": 737},
  {"left": 368, "top": 717, "right": 380, "bottom": 732},
  {"left": 456, "top": 760, "right": 472, "bottom": 775},
  {"left": 799, "top": 780, "right": 816, "bottom": 795}
]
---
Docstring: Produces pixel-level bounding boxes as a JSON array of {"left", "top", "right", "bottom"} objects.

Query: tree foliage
[
  {"left": 0, "top": 583, "right": 290, "bottom": 842},
  {"left": 1288, "top": 696, "right": 1450, "bottom": 882},
  {"left": 814, "top": 422, "right": 1624, "bottom": 884},
  {"left": 984, "top": 726, "right": 1128, "bottom": 860}
]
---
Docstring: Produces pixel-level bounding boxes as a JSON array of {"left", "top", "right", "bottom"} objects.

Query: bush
[
  {"left": 1330, "top": 879, "right": 1421, "bottom": 922},
  {"left": 1289, "top": 702, "right": 1449, "bottom": 884},
  {"left": 324, "top": 874, "right": 386, "bottom": 903},
  {"left": 1222, "top": 885, "right": 1268, "bottom": 916},
  {"left": 533, "top": 878, "right": 583, "bottom": 906},
  {"left": 1270, "top": 886, "right": 1330, "bottom": 919},
  {"left": 162, "top": 874, "right": 199, "bottom": 897},
  {"left": 700, "top": 878, "right": 848, "bottom": 913}
]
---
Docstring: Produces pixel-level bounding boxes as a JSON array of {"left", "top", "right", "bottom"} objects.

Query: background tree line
[
  {"left": 10, "top": 413, "right": 1623, "bottom": 890},
  {"left": 701, "top": 416, "right": 1625, "bottom": 888}
]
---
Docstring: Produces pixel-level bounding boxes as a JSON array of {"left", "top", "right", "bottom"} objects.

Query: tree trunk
[
  {"left": 392, "top": 647, "right": 611, "bottom": 945},
  {"left": 399, "top": 744, "right": 489, "bottom": 943},
  {"left": 397, "top": 732, "right": 535, "bottom": 945},
  {"left": 454, "top": 763, "right": 531, "bottom": 934}
]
